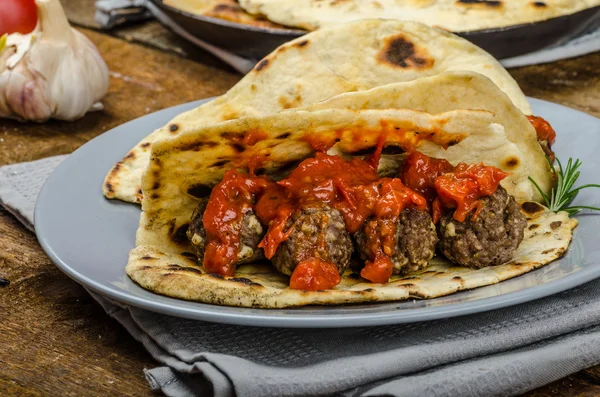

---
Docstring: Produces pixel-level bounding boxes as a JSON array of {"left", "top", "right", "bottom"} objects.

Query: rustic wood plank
[
  {"left": 579, "top": 367, "right": 600, "bottom": 386},
  {"left": 0, "top": 207, "right": 153, "bottom": 397},
  {"left": 0, "top": 27, "right": 240, "bottom": 167},
  {"left": 61, "top": 0, "right": 102, "bottom": 28},
  {"left": 0, "top": 28, "right": 240, "bottom": 396},
  {"left": 62, "top": 0, "right": 230, "bottom": 69},
  {"left": 523, "top": 375, "right": 600, "bottom": 397},
  {"left": 510, "top": 52, "right": 600, "bottom": 118}
]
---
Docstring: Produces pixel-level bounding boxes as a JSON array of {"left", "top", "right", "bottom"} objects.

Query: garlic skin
[{"left": 0, "top": 0, "right": 109, "bottom": 122}]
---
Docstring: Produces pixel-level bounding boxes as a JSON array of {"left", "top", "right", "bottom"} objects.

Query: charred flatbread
[
  {"left": 125, "top": 106, "right": 573, "bottom": 308},
  {"left": 103, "top": 20, "right": 532, "bottom": 205},
  {"left": 128, "top": 206, "right": 575, "bottom": 307}
]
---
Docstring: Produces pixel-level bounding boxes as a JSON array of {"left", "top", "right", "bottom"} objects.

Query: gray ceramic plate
[{"left": 35, "top": 98, "right": 600, "bottom": 328}]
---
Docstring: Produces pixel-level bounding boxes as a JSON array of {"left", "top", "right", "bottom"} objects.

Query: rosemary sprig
[{"left": 529, "top": 157, "right": 600, "bottom": 216}]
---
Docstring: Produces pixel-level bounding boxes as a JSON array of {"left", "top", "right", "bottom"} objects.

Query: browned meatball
[
  {"left": 272, "top": 204, "right": 353, "bottom": 276},
  {"left": 354, "top": 208, "right": 437, "bottom": 274},
  {"left": 538, "top": 139, "right": 555, "bottom": 163},
  {"left": 186, "top": 199, "right": 265, "bottom": 265},
  {"left": 437, "top": 186, "right": 527, "bottom": 268}
]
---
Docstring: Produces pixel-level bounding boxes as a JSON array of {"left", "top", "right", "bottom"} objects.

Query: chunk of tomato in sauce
[
  {"left": 289, "top": 257, "right": 342, "bottom": 290},
  {"left": 360, "top": 254, "right": 393, "bottom": 284},
  {"left": 202, "top": 169, "right": 274, "bottom": 276},
  {"left": 527, "top": 115, "right": 556, "bottom": 146},
  {"left": 401, "top": 151, "right": 454, "bottom": 201},
  {"left": 434, "top": 163, "right": 508, "bottom": 222}
]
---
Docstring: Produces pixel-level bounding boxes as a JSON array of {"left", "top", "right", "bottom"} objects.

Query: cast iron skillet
[
  {"left": 149, "top": 0, "right": 599, "bottom": 61},
  {"left": 148, "top": 0, "right": 304, "bottom": 60}
]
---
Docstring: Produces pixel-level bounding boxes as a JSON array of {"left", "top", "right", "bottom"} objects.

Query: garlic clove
[
  {"left": 0, "top": 0, "right": 109, "bottom": 122},
  {"left": 1, "top": 63, "right": 52, "bottom": 121},
  {"left": 6, "top": 32, "right": 36, "bottom": 69}
]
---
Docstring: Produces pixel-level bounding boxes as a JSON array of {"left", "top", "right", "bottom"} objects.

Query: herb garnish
[{"left": 529, "top": 157, "right": 600, "bottom": 216}]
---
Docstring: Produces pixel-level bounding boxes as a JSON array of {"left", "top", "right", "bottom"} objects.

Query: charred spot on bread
[
  {"left": 187, "top": 184, "right": 213, "bottom": 198},
  {"left": 378, "top": 34, "right": 434, "bottom": 69},
  {"left": 255, "top": 59, "right": 269, "bottom": 72},
  {"left": 521, "top": 201, "right": 545, "bottom": 216},
  {"left": 456, "top": 0, "right": 502, "bottom": 7},
  {"left": 212, "top": 159, "right": 231, "bottom": 167}
]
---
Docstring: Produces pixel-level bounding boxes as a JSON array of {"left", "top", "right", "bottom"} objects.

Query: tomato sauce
[
  {"left": 255, "top": 153, "right": 380, "bottom": 260},
  {"left": 527, "top": 115, "right": 556, "bottom": 146},
  {"left": 300, "top": 120, "right": 468, "bottom": 158},
  {"left": 202, "top": 170, "right": 274, "bottom": 276},
  {"left": 200, "top": 143, "right": 507, "bottom": 288},
  {"left": 401, "top": 152, "right": 508, "bottom": 223},
  {"left": 243, "top": 130, "right": 268, "bottom": 146},
  {"left": 401, "top": 151, "right": 454, "bottom": 201},
  {"left": 361, "top": 254, "right": 394, "bottom": 284},
  {"left": 289, "top": 258, "right": 341, "bottom": 291},
  {"left": 433, "top": 163, "right": 508, "bottom": 222},
  {"left": 255, "top": 152, "right": 426, "bottom": 286},
  {"left": 368, "top": 131, "right": 388, "bottom": 168}
]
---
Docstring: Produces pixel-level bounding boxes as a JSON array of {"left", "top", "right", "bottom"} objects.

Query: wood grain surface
[{"left": 0, "top": 11, "right": 599, "bottom": 397}]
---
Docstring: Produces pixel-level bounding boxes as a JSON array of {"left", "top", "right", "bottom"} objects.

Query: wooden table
[{"left": 1, "top": 11, "right": 599, "bottom": 397}]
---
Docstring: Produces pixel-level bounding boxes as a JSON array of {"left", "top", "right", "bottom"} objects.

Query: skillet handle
[{"left": 145, "top": 1, "right": 257, "bottom": 74}]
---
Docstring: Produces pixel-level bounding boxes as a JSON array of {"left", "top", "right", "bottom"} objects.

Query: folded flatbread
[
  {"left": 103, "top": 20, "right": 532, "bottom": 205},
  {"left": 126, "top": 103, "right": 573, "bottom": 307}
]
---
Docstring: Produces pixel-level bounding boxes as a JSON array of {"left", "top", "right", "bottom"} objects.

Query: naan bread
[
  {"left": 103, "top": 20, "right": 531, "bottom": 204},
  {"left": 239, "top": 0, "right": 600, "bottom": 32},
  {"left": 163, "top": 0, "right": 286, "bottom": 29},
  {"left": 127, "top": 108, "right": 575, "bottom": 308}
]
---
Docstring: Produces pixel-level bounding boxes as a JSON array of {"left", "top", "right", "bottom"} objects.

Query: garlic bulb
[{"left": 0, "top": 0, "right": 109, "bottom": 122}]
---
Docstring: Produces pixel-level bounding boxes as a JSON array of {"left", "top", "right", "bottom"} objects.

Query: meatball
[
  {"left": 354, "top": 208, "right": 437, "bottom": 274},
  {"left": 437, "top": 186, "right": 527, "bottom": 268},
  {"left": 186, "top": 198, "right": 265, "bottom": 265},
  {"left": 538, "top": 138, "right": 555, "bottom": 163},
  {"left": 272, "top": 204, "right": 353, "bottom": 276}
]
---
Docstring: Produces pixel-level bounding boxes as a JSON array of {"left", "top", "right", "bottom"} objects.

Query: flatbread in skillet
[
  {"left": 163, "top": 0, "right": 286, "bottom": 29},
  {"left": 238, "top": 0, "right": 600, "bottom": 32}
]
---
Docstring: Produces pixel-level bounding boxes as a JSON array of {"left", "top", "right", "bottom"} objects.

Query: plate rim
[{"left": 34, "top": 97, "right": 600, "bottom": 328}]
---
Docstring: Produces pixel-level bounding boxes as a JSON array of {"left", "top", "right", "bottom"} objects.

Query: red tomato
[{"left": 0, "top": 0, "right": 38, "bottom": 36}]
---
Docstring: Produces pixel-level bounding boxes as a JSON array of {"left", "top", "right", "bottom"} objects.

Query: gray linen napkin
[
  {"left": 95, "top": 0, "right": 600, "bottom": 73},
  {"left": 3, "top": 155, "right": 600, "bottom": 397}
]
